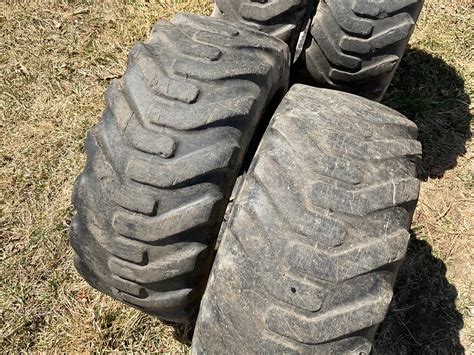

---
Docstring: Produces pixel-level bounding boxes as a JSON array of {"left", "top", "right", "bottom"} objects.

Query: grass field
[{"left": 1, "top": 0, "right": 472, "bottom": 353}]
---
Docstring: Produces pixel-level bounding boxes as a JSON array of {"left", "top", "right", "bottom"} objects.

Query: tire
[
  {"left": 70, "top": 13, "right": 290, "bottom": 324},
  {"left": 300, "top": 0, "right": 424, "bottom": 101},
  {"left": 212, "top": 0, "right": 314, "bottom": 58},
  {"left": 192, "top": 84, "right": 422, "bottom": 353}
]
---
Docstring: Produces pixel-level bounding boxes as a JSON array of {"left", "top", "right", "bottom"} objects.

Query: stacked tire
[
  {"left": 70, "top": 1, "right": 424, "bottom": 352},
  {"left": 71, "top": 14, "right": 290, "bottom": 323},
  {"left": 212, "top": 0, "right": 312, "bottom": 57},
  {"left": 192, "top": 85, "right": 421, "bottom": 353},
  {"left": 301, "top": 0, "right": 424, "bottom": 100}
]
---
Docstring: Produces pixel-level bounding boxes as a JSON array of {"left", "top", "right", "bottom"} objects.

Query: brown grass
[{"left": 1, "top": 0, "right": 472, "bottom": 353}]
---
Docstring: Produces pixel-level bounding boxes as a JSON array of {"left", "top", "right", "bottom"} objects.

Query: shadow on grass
[
  {"left": 375, "top": 234, "right": 464, "bottom": 354},
  {"left": 171, "top": 322, "right": 194, "bottom": 346},
  {"left": 375, "top": 48, "right": 469, "bottom": 354},
  {"left": 382, "top": 48, "right": 472, "bottom": 180}
]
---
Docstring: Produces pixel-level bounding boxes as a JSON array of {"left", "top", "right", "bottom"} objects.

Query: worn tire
[
  {"left": 212, "top": 0, "right": 313, "bottom": 57},
  {"left": 70, "top": 13, "right": 289, "bottom": 324},
  {"left": 300, "top": 0, "right": 424, "bottom": 101},
  {"left": 192, "top": 84, "right": 422, "bottom": 353}
]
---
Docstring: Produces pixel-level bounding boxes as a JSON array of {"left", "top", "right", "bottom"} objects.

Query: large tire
[
  {"left": 70, "top": 13, "right": 289, "bottom": 324},
  {"left": 300, "top": 0, "right": 424, "bottom": 101},
  {"left": 192, "top": 84, "right": 421, "bottom": 353},
  {"left": 212, "top": 0, "right": 314, "bottom": 57}
]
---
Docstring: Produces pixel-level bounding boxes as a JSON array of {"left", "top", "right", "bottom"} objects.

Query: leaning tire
[
  {"left": 300, "top": 0, "right": 424, "bottom": 101},
  {"left": 212, "top": 0, "right": 313, "bottom": 57},
  {"left": 70, "top": 13, "right": 289, "bottom": 323},
  {"left": 192, "top": 84, "right": 421, "bottom": 352}
]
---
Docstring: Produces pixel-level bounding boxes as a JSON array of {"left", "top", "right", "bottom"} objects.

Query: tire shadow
[
  {"left": 375, "top": 234, "right": 464, "bottom": 354},
  {"left": 171, "top": 322, "right": 194, "bottom": 346},
  {"left": 374, "top": 48, "right": 470, "bottom": 354},
  {"left": 382, "top": 48, "right": 472, "bottom": 180}
]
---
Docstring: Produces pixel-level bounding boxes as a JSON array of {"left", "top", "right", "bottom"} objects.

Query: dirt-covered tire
[
  {"left": 192, "top": 84, "right": 421, "bottom": 353},
  {"left": 70, "top": 13, "right": 289, "bottom": 324},
  {"left": 212, "top": 0, "right": 313, "bottom": 57},
  {"left": 299, "top": 0, "right": 424, "bottom": 101}
]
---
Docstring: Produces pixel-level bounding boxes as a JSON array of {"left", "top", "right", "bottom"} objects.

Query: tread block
[
  {"left": 270, "top": 273, "right": 328, "bottom": 312},
  {"left": 112, "top": 192, "right": 222, "bottom": 242},
  {"left": 148, "top": 94, "right": 256, "bottom": 131},
  {"left": 319, "top": 132, "right": 422, "bottom": 161},
  {"left": 131, "top": 43, "right": 200, "bottom": 104},
  {"left": 272, "top": 87, "right": 418, "bottom": 139},
  {"left": 112, "top": 287, "right": 194, "bottom": 310},
  {"left": 87, "top": 222, "right": 148, "bottom": 264},
  {"left": 108, "top": 184, "right": 157, "bottom": 215},
  {"left": 264, "top": 277, "right": 392, "bottom": 343},
  {"left": 123, "top": 115, "right": 177, "bottom": 158},
  {"left": 287, "top": 229, "right": 410, "bottom": 282},
  {"left": 312, "top": 6, "right": 362, "bottom": 70},
  {"left": 309, "top": 178, "right": 420, "bottom": 216},
  {"left": 325, "top": 0, "right": 374, "bottom": 36},
  {"left": 340, "top": 13, "right": 415, "bottom": 54},
  {"left": 240, "top": 0, "right": 301, "bottom": 22},
  {"left": 126, "top": 141, "right": 238, "bottom": 187},
  {"left": 104, "top": 80, "right": 133, "bottom": 132},
  {"left": 173, "top": 52, "right": 272, "bottom": 81},
  {"left": 108, "top": 243, "right": 208, "bottom": 284},
  {"left": 124, "top": 60, "right": 258, "bottom": 130},
  {"left": 175, "top": 12, "right": 291, "bottom": 56},
  {"left": 110, "top": 275, "right": 145, "bottom": 297},
  {"left": 227, "top": 189, "right": 331, "bottom": 313},
  {"left": 352, "top": 0, "right": 420, "bottom": 18},
  {"left": 330, "top": 55, "right": 399, "bottom": 82}
]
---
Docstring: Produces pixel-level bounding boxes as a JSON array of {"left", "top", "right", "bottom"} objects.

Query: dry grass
[
  {"left": 1, "top": 0, "right": 472, "bottom": 353},
  {"left": 1, "top": 1, "right": 212, "bottom": 352}
]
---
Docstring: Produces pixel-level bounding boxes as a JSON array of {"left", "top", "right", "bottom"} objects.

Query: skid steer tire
[
  {"left": 212, "top": 0, "right": 313, "bottom": 58},
  {"left": 70, "top": 13, "right": 290, "bottom": 324},
  {"left": 192, "top": 84, "right": 421, "bottom": 353},
  {"left": 300, "top": 0, "right": 424, "bottom": 101}
]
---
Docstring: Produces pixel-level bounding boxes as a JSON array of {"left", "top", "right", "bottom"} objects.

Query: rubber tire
[
  {"left": 300, "top": 0, "right": 424, "bottom": 101},
  {"left": 70, "top": 13, "right": 290, "bottom": 324},
  {"left": 212, "top": 0, "right": 313, "bottom": 58},
  {"left": 192, "top": 84, "right": 422, "bottom": 353}
]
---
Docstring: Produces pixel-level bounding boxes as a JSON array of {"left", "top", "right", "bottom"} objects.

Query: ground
[{"left": 1, "top": 0, "right": 472, "bottom": 353}]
